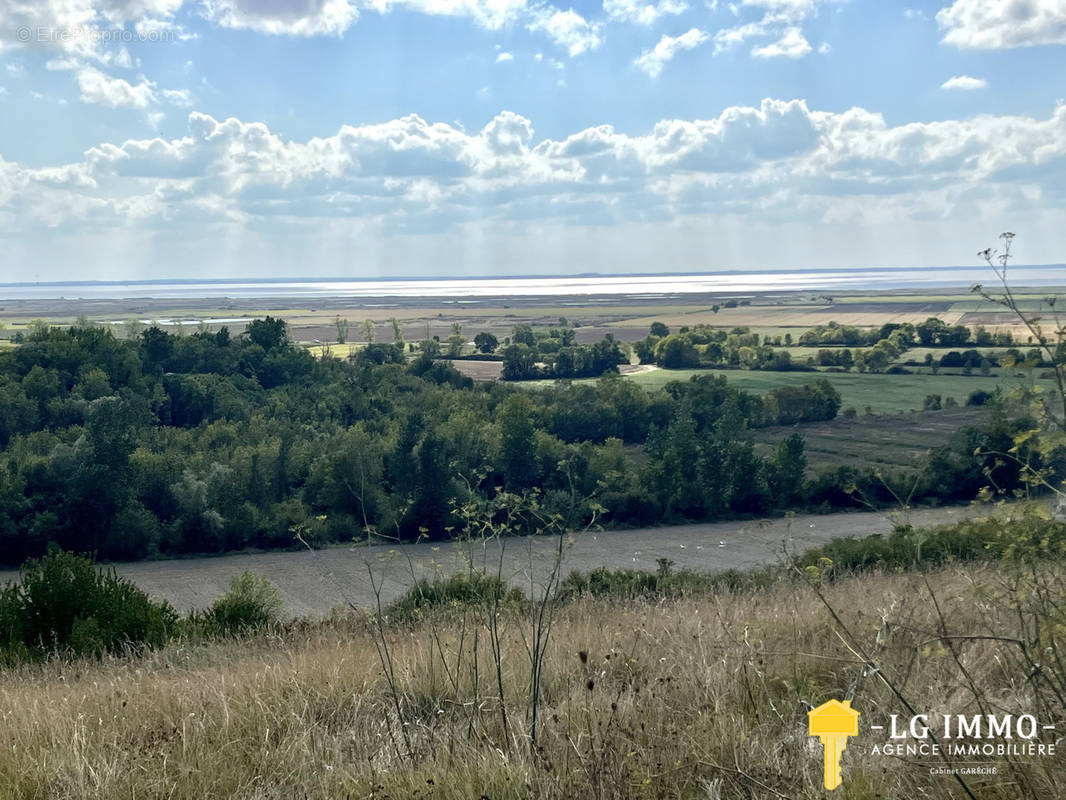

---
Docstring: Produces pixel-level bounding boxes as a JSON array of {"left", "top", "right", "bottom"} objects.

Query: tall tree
[{"left": 497, "top": 394, "right": 537, "bottom": 490}]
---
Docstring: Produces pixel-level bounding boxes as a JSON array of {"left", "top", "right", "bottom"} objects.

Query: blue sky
[{"left": 0, "top": 0, "right": 1065, "bottom": 280}]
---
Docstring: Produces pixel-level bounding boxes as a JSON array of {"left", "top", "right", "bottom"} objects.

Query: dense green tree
[
  {"left": 497, "top": 394, "right": 537, "bottom": 490},
  {"left": 474, "top": 331, "right": 499, "bottom": 354},
  {"left": 246, "top": 317, "right": 288, "bottom": 351},
  {"left": 769, "top": 433, "right": 806, "bottom": 507}
]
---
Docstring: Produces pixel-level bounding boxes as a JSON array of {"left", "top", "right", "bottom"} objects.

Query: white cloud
[
  {"left": 526, "top": 8, "right": 602, "bottom": 56},
  {"left": 751, "top": 26, "right": 810, "bottom": 57},
  {"left": 714, "top": 14, "right": 781, "bottom": 52},
  {"left": 496, "top": 51, "right": 514, "bottom": 62},
  {"left": 4, "top": 100, "right": 1066, "bottom": 276},
  {"left": 937, "top": 0, "right": 1066, "bottom": 49},
  {"left": 635, "top": 28, "right": 709, "bottom": 76},
  {"left": 161, "top": 87, "right": 194, "bottom": 105},
  {"left": 392, "top": 0, "right": 529, "bottom": 30},
  {"left": 941, "top": 74, "right": 988, "bottom": 91},
  {"left": 201, "top": 0, "right": 359, "bottom": 36},
  {"left": 0, "top": 0, "right": 185, "bottom": 58},
  {"left": 54, "top": 60, "right": 194, "bottom": 109},
  {"left": 902, "top": 7, "right": 925, "bottom": 20},
  {"left": 3, "top": 99, "right": 1065, "bottom": 274},
  {"left": 76, "top": 67, "right": 157, "bottom": 108},
  {"left": 604, "top": 0, "right": 687, "bottom": 26},
  {"left": 714, "top": 0, "right": 840, "bottom": 57},
  {"left": 111, "top": 47, "right": 134, "bottom": 69}
]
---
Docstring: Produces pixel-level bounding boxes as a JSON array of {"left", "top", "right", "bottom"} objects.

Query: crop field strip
[{"left": 751, "top": 407, "right": 988, "bottom": 474}]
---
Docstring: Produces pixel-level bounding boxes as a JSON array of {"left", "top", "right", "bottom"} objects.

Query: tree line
[{"left": 0, "top": 318, "right": 1038, "bottom": 565}]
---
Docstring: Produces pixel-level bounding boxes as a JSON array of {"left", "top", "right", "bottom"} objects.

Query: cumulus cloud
[
  {"left": 199, "top": 0, "right": 537, "bottom": 37},
  {"left": 634, "top": 28, "right": 709, "bottom": 76},
  {"left": 496, "top": 51, "right": 513, "bottom": 62},
  {"left": 937, "top": 0, "right": 1066, "bottom": 49},
  {"left": 714, "top": 0, "right": 840, "bottom": 58},
  {"left": 941, "top": 74, "right": 987, "bottom": 91},
  {"left": 0, "top": 0, "right": 614, "bottom": 63},
  {"left": 63, "top": 62, "right": 194, "bottom": 109},
  {"left": 201, "top": 0, "right": 359, "bottom": 36},
  {"left": 76, "top": 67, "right": 157, "bottom": 108},
  {"left": 2, "top": 98, "right": 1065, "bottom": 264},
  {"left": 4, "top": 99, "right": 1066, "bottom": 275},
  {"left": 603, "top": 0, "right": 687, "bottom": 26},
  {"left": 751, "top": 26, "right": 810, "bottom": 58},
  {"left": 525, "top": 7, "right": 602, "bottom": 56},
  {"left": 0, "top": 0, "right": 184, "bottom": 58}
]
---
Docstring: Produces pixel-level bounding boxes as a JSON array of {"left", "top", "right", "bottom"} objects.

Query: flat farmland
[
  {"left": 611, "top": 304, "right": 969, "bottom": 331},
  {"left": 622, "top": 367, "right": 1052, "bottom": 413},
  {"left": 751, "top": 406, "right": 987, "bottom": 474},
  {"left": 4, "top": 287, "right": 1059, "bottom": 349},
  {"left": 448, "top": 359, "right": 503, "bottom": 380}
]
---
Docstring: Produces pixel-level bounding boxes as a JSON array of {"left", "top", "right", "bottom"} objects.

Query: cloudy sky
[{"left": 0, "top": 0, "right": 1064, "bottom": 281}]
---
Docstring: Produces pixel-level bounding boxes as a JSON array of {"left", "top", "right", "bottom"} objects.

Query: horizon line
[{"left": 2, "top": 264, "right": 1064, "bottom": 289}]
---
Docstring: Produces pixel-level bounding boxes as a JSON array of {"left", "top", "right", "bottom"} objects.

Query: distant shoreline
[
  {"left": 2, "top": 264, "right": 1065, "bottom": 290},
  {"left": 2, "top": 265, "right": 1065, "bottom": 301}
]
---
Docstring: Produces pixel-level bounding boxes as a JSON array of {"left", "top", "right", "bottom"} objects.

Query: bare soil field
[
  {"left": 448, "top": 359, "right": 503, "bottom": 380},
  {"left": 0, "top": 506, "right": 983, "bottom": 617}
]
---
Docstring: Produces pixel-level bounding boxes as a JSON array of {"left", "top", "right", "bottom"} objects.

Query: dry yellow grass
[{"left": 1, "top": 565, "right": 1062, "bottom": 799}]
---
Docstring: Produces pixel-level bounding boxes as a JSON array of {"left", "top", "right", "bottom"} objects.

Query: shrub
[
  {"left": 207, "top": 571, "right": 284, "bottom": 635},
  {"left": 556, "top": 558, "right": 775, "bottom": 601},
  {"left": 795, "top": 511, "right": 1066, "bottom": 576},
  {"left": 386, "top": 572, "right": 526, "bottom": 621},
  {"left": 0, "top": 549, "right": 177, "bottom": 661}
]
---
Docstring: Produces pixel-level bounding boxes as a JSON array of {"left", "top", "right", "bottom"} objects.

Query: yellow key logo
[{"left": 808, "top": 699, "right": 859, "bottom": 790}]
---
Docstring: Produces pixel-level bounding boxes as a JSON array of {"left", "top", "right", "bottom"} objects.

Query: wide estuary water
[{"left": 2, "top": 266, "right": 1064, "bottom": 300}]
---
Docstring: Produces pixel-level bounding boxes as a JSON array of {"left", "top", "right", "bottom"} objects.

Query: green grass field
[
  {"left": 305, "top": 342, "right": 363, "bottom": 358},
  {"left": 751, "top": 406, "right": 988, "bottom": 474}
]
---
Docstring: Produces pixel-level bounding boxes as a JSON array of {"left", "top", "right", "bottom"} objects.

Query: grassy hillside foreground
[{"left": 2, "top": 513, "right": 1065, "bottom": 799}]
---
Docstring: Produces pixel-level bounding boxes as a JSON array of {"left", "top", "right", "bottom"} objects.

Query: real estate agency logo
[{"left": 807, "top": 698, "right": 1058, "bottom": 790}]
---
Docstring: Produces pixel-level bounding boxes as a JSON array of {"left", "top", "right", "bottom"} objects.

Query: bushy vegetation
[
  {"left": 0, "top": 315, "right": 1051, "bottom": 566},
  {"left": 796, "top": 509, "right": 1066, "bottom": 575},
  {"left": 0, "top": 549, "right": 177, "bottom": 661},
  {"left": 386, "top": 572, "right": 526, "bottom": 621},
  {"left": 635, "top": 324, "right": 810, "bottom": 371},
  {"left": 0, "top": 552, "right": 292, "bottom": 660},
  {"left": 557, "top": 557, "right": 774, "bottom": 601},
  {"left": 500, "top": 327, "right": 628, "bottom": 380},
  {"left": 206, "top": 571, "right": 285, "bottom": 634}
]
